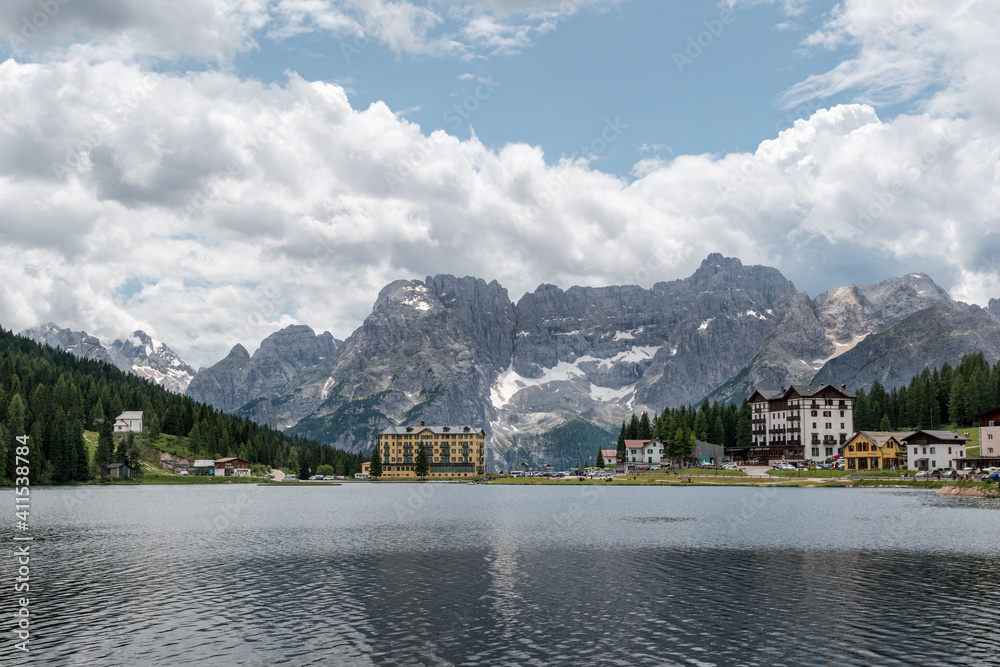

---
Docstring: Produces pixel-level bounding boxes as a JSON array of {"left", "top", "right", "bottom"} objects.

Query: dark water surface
[{"left": 6, "top": 483, "right": 1000, "bottom": 666}]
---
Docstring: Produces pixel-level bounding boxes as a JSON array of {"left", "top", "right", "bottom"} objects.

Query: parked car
[
  {"left": 283, "top": 475, "right": 297, "bottom": 481},
  {"left": 939, "top": 468, "right": 959, "bottom": 480}
]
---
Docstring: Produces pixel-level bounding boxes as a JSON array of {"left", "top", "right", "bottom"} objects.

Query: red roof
[{"left": 624, "top": 439, "right": 660, "bottom": 449}]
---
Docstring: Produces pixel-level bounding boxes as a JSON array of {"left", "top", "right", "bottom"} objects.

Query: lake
[{"left": 7, "top": 483, "right": 1000, "bottom": 666}]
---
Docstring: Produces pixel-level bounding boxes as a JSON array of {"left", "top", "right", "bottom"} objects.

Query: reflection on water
[{"left": 6, "top": 484, "right": 1000, "bottom": 666}]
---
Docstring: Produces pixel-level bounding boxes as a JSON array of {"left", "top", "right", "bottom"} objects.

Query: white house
[
  {"left": 625, "top": 439, "right": 666, "bottom": 466},
  {"left": 903, "top": 431, "right": 968, "bottom": 471},
  {"left": 114, "top": 411, "right": 143, "bottom": 433}
]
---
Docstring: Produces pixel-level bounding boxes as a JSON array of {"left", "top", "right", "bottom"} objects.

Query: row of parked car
[{"left": 915, "top": 467, "right": 1000, "bottom": 480}]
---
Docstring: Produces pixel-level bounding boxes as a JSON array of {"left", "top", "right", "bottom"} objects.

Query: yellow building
[
  {"left": 373, "top": 423, "right": 487, "bottom": 479},
  {"left": 843, "top": 431, "right": 912, "bottom": 470}
]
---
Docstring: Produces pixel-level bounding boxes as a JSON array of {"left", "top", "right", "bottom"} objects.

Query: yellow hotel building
[
  {"left": 372, "top": 423, "right": 486, "bottom": 478},
  {"left": 843, "top": 431, "right": 912, "bottom": 470}
]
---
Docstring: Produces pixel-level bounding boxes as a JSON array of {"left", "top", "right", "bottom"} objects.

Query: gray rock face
[
  {"left": 709, "top": 273, "right": 962, "bottom": 403},
  {"left": 186, "top": 325, "right": 341, "bottom": 417},
  {"left": 504, "top": 254, "right": 795, "bottom": 417},
  {"left": 989, "top": 298, "right": 1000, "bottom": 322},
  {"left": 276, "top": 276, "right": 517, "bottom": 451},
  {"left": 21, "top": 323, "right": 132, "bottom": 372},
  {"left": 20, "top": 324, "right": 195, "bottom": 393},
  {"left": 812, "top": 304, "right": 1000, "bottom": 389},
  {"left": 110, "top": 330, "right": 197, "bottom": 394}
]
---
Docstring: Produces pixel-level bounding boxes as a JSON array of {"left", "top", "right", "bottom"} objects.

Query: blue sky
[
  {"left": 0, "top": 0, "right": 997, "bottom": 366},
  {"left": 238, "top": 2, "right": 851, "bottom": 176}
]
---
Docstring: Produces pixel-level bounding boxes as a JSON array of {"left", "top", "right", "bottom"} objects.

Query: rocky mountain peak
[
  {"left": 186, "top": 326, "right": 342, "bottom": 417},
  {"left": 988, "top": 298, "right": 1000, "bottom": 322},
  {"left": 19, "top": 323, "right": 195, "bottom": 394},
  {"left": 109, "top": 330, "right": 196, "bottom": 394}
]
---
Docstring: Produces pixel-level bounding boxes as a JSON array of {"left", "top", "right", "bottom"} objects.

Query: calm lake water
[{"left": 6, "top": 483, "right": 1000, "bottom": 666}]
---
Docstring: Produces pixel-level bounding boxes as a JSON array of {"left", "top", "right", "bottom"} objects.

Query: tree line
[
  {"left": 852, "top": 352, "right": 1000, "bottom": 431},
  {"left": 0, "top": 328, "right": 366, "bottom": 485}
]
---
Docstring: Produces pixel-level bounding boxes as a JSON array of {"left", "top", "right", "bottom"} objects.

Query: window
[
  {"left": 826, "top": 447, "right": 833, "bottom": 457},
  {"left": 930, "top": 447, "right": 935, "bottom": 455},
  {"left": 812, "top": 448, "right": 819, "bottom": 457},
  {"left": 840, "top": 411, "right": 845, "bottom": 417},
  {"left": 989, "top": 434, "right": 994, "bottom": 440},
  {"left": 811, "top": 411, "right": 817, "bottom": 417},
  {"left": 948, "top": 447, "right": 952, "bottom": 454},
  {"left": 825, "top": 423, "right": 832, "bottom": 429},
  {"left": 812, "top": 422, "right": 817, "bottom": 428},
  {"left": 840, "top": 423, "right": 845, "bottom": 429}
]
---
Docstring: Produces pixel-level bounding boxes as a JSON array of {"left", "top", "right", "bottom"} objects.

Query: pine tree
[
  {"left": 6, "top": 393, "right": 26, "bottom": 481},
  {"left": 949, "top": 375, "right": 968, "bottom": 427},
  {"left": 90, "top": 398, "right": 106, "bottom": 431},
  {"left": 637, "top": 412, "right": 652, "bottom": 439},
  {"left": 95, "top": 418, "right": 115, "bottom": 477},
  {"left": 128, "top": 434, "right": 144, "bottom": 480},
  {"left": 596, "top": 449, "right": 605, "bottom": 468},
  {"left": 693, "top": 409, "right": 708, "bottom": 441},
  {"left": 148, "top": 413, "right": 161, "bottom": 440},
  {"left": 736, "top": 401, "right": 751, "bottom": 449},
  {"left": 370, "top": 443, "right": 383, "bottom": 479},
  {"left": 627, "top": 414, "right": 640, "bottom": 440},
  {"left": 73, "top": 421, "right": 89, "bottom": 481},
  {"left": 879, "top": 414, "right": 892, "bottom": 431},
  {"left": 708, "top": 415, "right": 724, "bottom": 445},
  {"left": 414, "top": 442, "right": 429, "bottom": 478},
  {"left": 616, "top": 421, "right": 626, "bottom": 462}
]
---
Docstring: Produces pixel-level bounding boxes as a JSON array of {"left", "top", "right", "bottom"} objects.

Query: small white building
[
  {"left": 903, "top": 430, "right": 968, "bottom": 471},
  {"left": 114, "top": 411, "right": 143, "bottom": 433}
]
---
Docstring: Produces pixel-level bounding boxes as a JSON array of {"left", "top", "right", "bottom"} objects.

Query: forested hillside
[
  {"left": 851, "top": 353, "right": 1000, "bottom": 430},
  {"left": 0, "top": 328, "right": 365, "bottom": 485}
]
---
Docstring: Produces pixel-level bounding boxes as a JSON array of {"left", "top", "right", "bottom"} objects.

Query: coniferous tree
[
  {"left": 128, "top": 434, "right": 144, "bottom": 480},
  {"left": 736, "top": 401, "right": 751, "bottom": 449},
  {"left": 596, "top": 449, "right": 605, "bottom": 468},
  {"left": 693, "top": 409, "right": 708, "bottom": 441},
  {"left": 627, "top": 413, "right": 640, "bottom": 440},
  {"left": 637, "top": 412, "right": 652, "bottom": 440},
  {"left": 879, "top": 414, "right": 892, "bottom": 431},
  {"left": 6, "top": 393, "right": 26, "bottom": 480},
  {"left": 95, "top": 418, "right": 115, "bottom": 477},
  {"left": 148, "top": 413, "right": 161, "bottom": 440},
  {"left": 616, "top": 421, "right": 626, "bottom": 462},
  {"left": 414, "top": 442, "right": 429, "bottom": 478},
  {"left": 73, "top": 420, "right": 89, "bottom": 481},
  {"left": 708, "top": 415, "right": 724, "bottom": 445},
  {"left": 370, "top": 443, "right": 383, "bottom": 479}
]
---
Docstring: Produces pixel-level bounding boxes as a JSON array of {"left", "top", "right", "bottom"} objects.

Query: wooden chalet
[{"left": 213, "top": 457, "right": 251, "bottom": 477}]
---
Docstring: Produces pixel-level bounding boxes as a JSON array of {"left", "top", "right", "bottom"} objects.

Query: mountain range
[
  {"left": 19, "top": 255, "right": 1000, "bottom": 469},
  {"left": 21, "top": 324, "right": 196, "bottom": 394}
]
